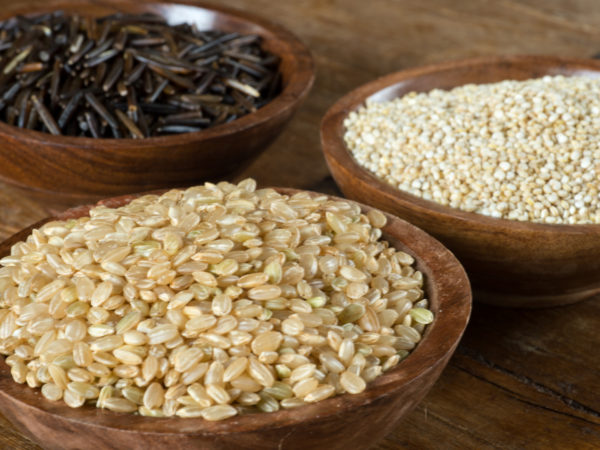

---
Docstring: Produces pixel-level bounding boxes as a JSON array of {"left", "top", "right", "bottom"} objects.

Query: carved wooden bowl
[
  {"left": 321, "top": 55, "right": 600, "bottom": 307},
  {"left": 0, "top": 0, "right": 314, "bottom": 198},
  {"left": 0, "top": 188, "right": 471, "bottom": 450}
]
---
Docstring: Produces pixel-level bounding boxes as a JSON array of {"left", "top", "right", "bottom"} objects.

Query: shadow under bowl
[
  {"left": 321, "top": 55, "right": 600, "bottom": 307},
  {"left": 0, "top": 188, "right": 471, "bottom": 450},
  {"left": 0, "top": 0, "right": 314, "bottom": 199}
]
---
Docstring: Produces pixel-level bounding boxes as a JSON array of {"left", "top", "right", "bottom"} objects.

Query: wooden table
[{"left": 1, "top": 0, "right": 600, "bottom": 448}]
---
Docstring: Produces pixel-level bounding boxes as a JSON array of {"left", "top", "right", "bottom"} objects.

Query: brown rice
[{"left": 0, "top": 179, "right": 433, "bottom": 419}]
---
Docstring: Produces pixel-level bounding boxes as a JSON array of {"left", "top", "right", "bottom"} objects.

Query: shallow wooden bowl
[
  {"left": 0, "top": 188, "right": 471, "bottom": 450},
  {"left": 321, "top": 55, "right": 600, "bottom": 308},
  {"left": 0, "top": 0, "right": 314, "bottom": 198}
]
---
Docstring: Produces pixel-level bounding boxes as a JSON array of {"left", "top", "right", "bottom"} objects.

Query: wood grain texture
[
  {"left": 0, "top": 190, "right": 471, "bottom": 450},
  {"left": 0, "top": 0, "right": 600, "bottom": 448},
  {"left": 0, "top": 0, "right": 314, "bottom": 197},
  {"left": 321, "top": 55, "right": 600, "bottom": 307}
]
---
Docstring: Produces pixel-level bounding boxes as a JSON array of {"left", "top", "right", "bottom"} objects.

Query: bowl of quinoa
[{"left": 321, "top": 55, "right": 600, "bottom": 307}]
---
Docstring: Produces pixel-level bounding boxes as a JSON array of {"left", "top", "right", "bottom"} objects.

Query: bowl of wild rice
[
  {"left": 0, "top": 0, "right": 313, "bottom": 198},
  {"left": 0, "top": 179, "right": 470, "bottom": 450},
  {"left": 321, "top": 55, "right": 600, "bottom": 307}
]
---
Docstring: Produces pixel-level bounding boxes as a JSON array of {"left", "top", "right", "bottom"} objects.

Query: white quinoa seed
[{"left": 344, "top": 75, "right": 600, "bottom": 224}]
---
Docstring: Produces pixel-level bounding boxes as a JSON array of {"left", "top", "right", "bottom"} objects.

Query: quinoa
[{"left": 344, "top": 75, "right": 600, "bottom": 224}]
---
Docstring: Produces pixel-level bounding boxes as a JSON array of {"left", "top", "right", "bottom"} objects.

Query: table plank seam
[{"left": 456, "top": 347, "right": 600, "bottom": 424}]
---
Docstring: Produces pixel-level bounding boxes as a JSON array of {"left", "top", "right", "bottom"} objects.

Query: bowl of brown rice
[{"left": 0, "top": 179, "right": 470, "bottom": 449}]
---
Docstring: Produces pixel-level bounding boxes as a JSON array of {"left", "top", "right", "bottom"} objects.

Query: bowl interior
[
  {"left": 0, "top": 189, "right": 471, "bottom": 436},
  {"left": 368, "top": 57, "right": 600, "bottom": 102}
]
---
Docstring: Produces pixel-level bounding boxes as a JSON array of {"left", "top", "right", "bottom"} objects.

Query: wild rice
[{"left": 0, "top": 179, "right": 432, "bottom": 419}]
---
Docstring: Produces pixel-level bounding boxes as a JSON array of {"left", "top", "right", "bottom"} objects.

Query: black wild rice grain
[{"left": 0, "top": 11, "right": 281, "bottom": 138}]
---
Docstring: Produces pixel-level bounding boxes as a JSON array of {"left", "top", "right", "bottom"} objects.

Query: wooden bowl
[
  {"left": 0, "top": 188, "right": 471, "bottom": 450},
  {"left": 321, "top": 55, "right": 600, "bottom": 308},
  {"left": 0, "top": 0, "right": 314, "bottom": 198}
]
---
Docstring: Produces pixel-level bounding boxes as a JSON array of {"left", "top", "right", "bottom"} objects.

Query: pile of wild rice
[
  {"left": 0, "top": 12, "right": 280, "bottom": 138},
  {"left": 0, "top": 179, "right": 432, "bottom": 420}
]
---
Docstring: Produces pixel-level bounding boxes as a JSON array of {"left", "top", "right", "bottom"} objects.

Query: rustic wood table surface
[{"left": 0, "top": 0, "right": 599, "bottom": 448}]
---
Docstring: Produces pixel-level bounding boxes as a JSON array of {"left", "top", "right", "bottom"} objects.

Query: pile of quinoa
[{"left": 344, "top": 75, "right": 600, "bottom": 224}]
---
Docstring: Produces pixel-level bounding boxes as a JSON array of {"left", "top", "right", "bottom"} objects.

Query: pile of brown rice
[{"left": 0, "top": 179, "right": 432, "bottom": 420}]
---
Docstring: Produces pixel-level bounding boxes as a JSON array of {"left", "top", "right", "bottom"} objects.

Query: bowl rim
[
  {"left": 320, "top": 54, "right": 600, "bottom": 233},
  {"left": 0, "top": 0, "right": 315, "bottom": 148},
  {"left": 0, "top": 187, "right": 471, "bottom": 436}
]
